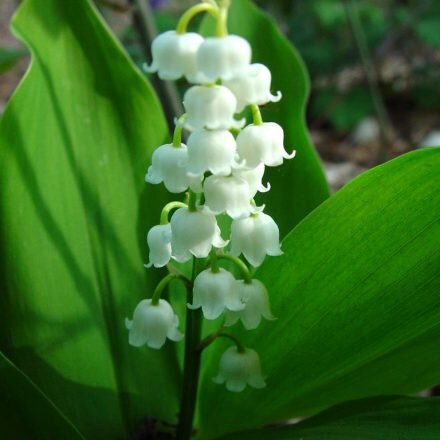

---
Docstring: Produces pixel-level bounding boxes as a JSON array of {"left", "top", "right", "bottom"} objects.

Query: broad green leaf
[
  {"left": 0, "top": 351, "right": 85, "bottom": 439},
  {"left": 0, "top": 47, "right": 27, "bottom": 74},
  {"left": 201, "top": 0, "right": 330, "bottom": 236},
  {"left": 198, "top": 149, "right": 440, "bottom": 438},
  {"left": 0, "top": 0, "right": 180, "bottom": 437},
  {"left": 218, "top": 396, "right": 440, "bottom": 440}
]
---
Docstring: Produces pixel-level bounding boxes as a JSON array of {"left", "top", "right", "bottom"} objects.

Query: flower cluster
[{"left": 126, "top": 0, "right": 295, "bottom": 393}]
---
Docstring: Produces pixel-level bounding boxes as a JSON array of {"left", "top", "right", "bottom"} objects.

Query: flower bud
[
  {"left": 125, "top": 299, "right": 183, "bottom": 349},
  {"left": 236, "top": 122, "right": 296, "bottom": 168},
  {"left": 225, "top": 279, "right": 275, "bottom": 330},
  {"left": 233, "top": 163, "right": 270, "bottom": 198},
  {"left": 197, "top": 35, "right": 251, "bottom": 82},
  {"left": 189, "top": 268, "right": 244, "bottom": 320},
  {"left": 170, "top": 207, "right": 228, "bottom": 262},
  {"left": 230, "top": 212, "right": 283, "bottom": 266},
  {"left": 145, "top": 143, "right": 201, "bottom": 193},
  {"left": 203, "top": 174, "right": 256, "bottom": 219},
  {"left": 223, "top": 63, "right": 281, "bottom": 112},
  {"left": 213, "top": 346, "right": 266, "bottom": 392},
  {"left": 183, "top": 85, "right": 244, "bottom": 131},
  {"left": 186, "top": 129, "right": 237, "bottom": 177},
  {"left": 146, "top": 224, "right": 172, "bottom": 268},
  {"left": 145, "top": 31, "right": 206, "bottom": 82}
]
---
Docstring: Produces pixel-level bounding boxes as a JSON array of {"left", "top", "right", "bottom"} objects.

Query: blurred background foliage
[{"left": 1, "top": 0, "right": 439, "bottom": 187}]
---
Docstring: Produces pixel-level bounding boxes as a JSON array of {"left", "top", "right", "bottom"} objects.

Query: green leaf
[
  {"left": 198, "top": 148, "right": 440, "bottom": 438},
  {"left": 0, "top": 351, "right": 85, "bottom": 439},
  {"left": 415, "top": 16, "right": 440, "bottom": 48},
  {"left": 201, "top": 0, "right": 330, "bottom": 236},
  {"left": 217, "top": 396, "right": 440, "bottom": 440},
  {"left": 0, "top": 0, "right": 179, "bottom": 437},
  {"left": 0, "top": 47, "right": 27, "bottom": 74}
]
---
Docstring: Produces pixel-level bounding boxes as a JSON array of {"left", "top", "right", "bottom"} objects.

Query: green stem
[
  {"left": 209, "top": 249, "right": 220, "bottom": 273},
  {"left": 188, "top": 190, "right": 198, "bottom": 212},
  {"left": 172, "top": 114, "right": 187, "bottom": 147},
  {"left": 216, "top": 2, "right": 230, "bottom": 37},
  {"left": 160, "top": 201, "right": 187, "bottom": 225},
  {"left": 176, "top": 258, "right": 203, "bottom": 440},
  {"left": 250, "top": 104, "right": 263, "bottom": 125},
  {"left": 151, "top": 273, "right": 191, "bottom": 305},
  {"left": 216, "top": 254, "right": 252, "bottom": 282},
  {"left": 198, "top": 330, "right": 245, "bottom": 353},
  {"left": 176, "top": 3, "right": 219, "bottom": 34}
]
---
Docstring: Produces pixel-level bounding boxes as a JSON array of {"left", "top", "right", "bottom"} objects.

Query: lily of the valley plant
[
  {"left": 125, "top": 0, "right": 294, "bottom": 437},
  {"left": 3, "top": 0, "right": 439, "bottom": 439}
]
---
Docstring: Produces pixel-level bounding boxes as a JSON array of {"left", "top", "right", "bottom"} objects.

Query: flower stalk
[
  {"left": 176, "top": 3, "right": 219, "bottom": 35},
  {"left": 176, "top": 259, "right": 203, "bottom": 440},
  {"left": 126, "top": 0, "right": 295, "bottom": 437}
]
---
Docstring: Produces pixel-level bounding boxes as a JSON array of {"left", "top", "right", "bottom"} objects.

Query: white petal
[
  {"left": 126, "top": 299, "right": 182, "bottom": 349},
  {"left": 145, "top": 165, "right": 163, "bottom": 184},
  {"left": 147, "top": 224, "right": 172, "bottom": 268},
  {"left": 225, "top": 379, "right": 247, "bottom": 392},
  {"left": 214, "top": 346, "right": 266, "bottom": 392},
  {"left": 212, "top": 373, "right": 225, "bottom": 384},
  {"left": 245, "top": 348, "right": 266, "bottom": 388},
  {"left": 171, "top": 207, "right": 225, "bottom": 259},
  {"left": 236, "top": 122, "right": 291, "bottom": 168},
  {"left": 146, "top": 144, "right": 198, "bottom": 193},
  {"left": 233, "top": 163, "right": 267, "bottom": 198},
  {"left": 230, "top": 212, "right": 282, "bottom": 266},
  {"left": 146, "top": 333, "right": 168, "bottom": 349},
  {"left": 167, "top": 326, "right": 184, "bottom": 342},
  {"left": 204, "top": 175, "right": 254, "bottom": 219},
  {"left": 192, "top": 269, "right": 239, "bottom": 320},
  {"left": 183, "top": 86, "right": 240, "bottom": 131},
  {"left": 187, "top": 129, "right": 237, "bottom": 176},
  {"left": 225, "top": 281, "right": 245, "bottom": 312},
  {"left": 197, "top": 35, "right": 251, "bottom": 82},
  {"left": 148, "top": 31, "right": 204, "bottom": 81},
  {"left": 224, "top": 63, "right": 281, "bottom": 112},
  {"left": 247, "top": 280, "right": 276, "bottom": 322}
]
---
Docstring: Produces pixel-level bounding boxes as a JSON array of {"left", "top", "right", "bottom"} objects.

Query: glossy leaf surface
[
  {"left": 0, "top": 351, "right": 85, "bottom": 439},
  {"left": 218, "top": 396, "right": 440, "bottom": 440},
  {"left": 199, "top": 149, "right": 440, "bottom": 438},
  {"left": 0, "top": 0, "right": 179, "bottom": 437}
]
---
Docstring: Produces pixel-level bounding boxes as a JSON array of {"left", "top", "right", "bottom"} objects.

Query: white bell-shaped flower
[
  {"left": 144, "top": 31, "right": 206, "bottom": 82},
  {"left": 125, "top": 299, "right": 183, "bottom": 349},
  {"left": 186, "top": 129, "right": 237, "bottom": 177},
  {"left": 182, "top": 85, "right": 244, "bottom": 131},
  {"left": 146, "top": 224, "right": 172, "bottom": 268},
  {"left": 230, "top": 212, "right": 283, "bottom": 266},
  {"left": 145, "top": 143, "right": 201, "bottom": 193},
  {"left": 203, "top": 174, "right": 256, "bottom": 219},
  {"left": 189, "top": 268, "right": 244, "bottom": 320},
  {"left": 197, "top": 35, "right": 251, "bottom": 82},
  {"left": 225, "top": 279, "right": 275, "bottom": 330},
  {"left": 236, "top": 122, "right": 296, "bottom": 168},
  {"left": 170, "top": 207, "right": 228, "bottom": 262},
  {"left": 213, "top": 346, "right": 266, "bottom": 392},
  {"left": 223, "top": 63, "right": 282, "bottom": 112},
  {"left": 233, "top": 163, "right": 270, "bottom": 198}
]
